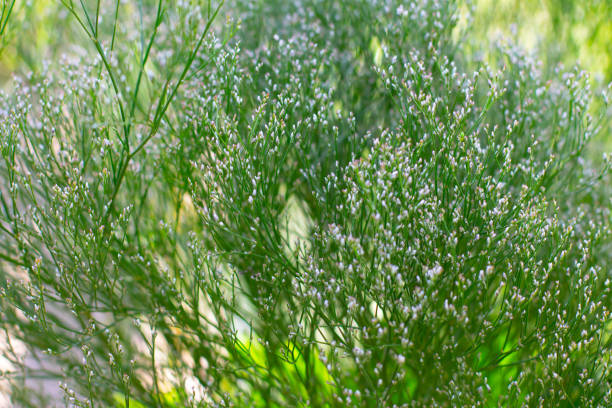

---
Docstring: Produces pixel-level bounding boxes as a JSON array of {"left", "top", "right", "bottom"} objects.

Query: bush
[{"left": 0, "top": 0, "right": 610, "bottom": 406}]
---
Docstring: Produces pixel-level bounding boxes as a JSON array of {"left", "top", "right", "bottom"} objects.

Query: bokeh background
[
  {"left": 472, "top": 0, "right": 612, "bottom": 83},
  {"left": 1, "top": 1, "right": 611, "bottom": 83}
]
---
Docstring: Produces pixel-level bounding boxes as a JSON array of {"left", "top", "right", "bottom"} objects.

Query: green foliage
[
  {"left": 0, "top": 1, "right": 611, "bottom": 407},
  {"left": 472, "top": 0, "right": 612, "bottom": 83},
  {"left": 0, "top": 0, "right": 15, "bottom": 54}
]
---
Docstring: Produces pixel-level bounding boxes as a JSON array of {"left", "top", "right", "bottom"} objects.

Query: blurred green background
[
  {"left": 466, "top": 0, "right": 612, "bottom": 154},
  {"left": 1, "top": 0, "right": 611, "bottom": 83},
  {"left": 471, "top": 0, "right": 612, "bottom": 83}
]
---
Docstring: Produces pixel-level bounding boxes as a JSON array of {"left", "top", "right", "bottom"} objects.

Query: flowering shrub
[{"left": 0, "top": 0, "right": 611, "bottom": 407}]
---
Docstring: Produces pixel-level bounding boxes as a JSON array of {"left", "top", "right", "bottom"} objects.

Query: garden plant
[{"left": 0, "top": 0, "right": 611, "bottom": 406}]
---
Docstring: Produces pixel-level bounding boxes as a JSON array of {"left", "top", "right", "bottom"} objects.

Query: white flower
[{"left": 396, "top": 5, "right": 409, "bottom": 17}]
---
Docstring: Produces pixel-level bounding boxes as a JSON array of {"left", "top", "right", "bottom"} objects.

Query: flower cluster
[{"left": 0, "top": 0, "right": 610, "bottom": 407}]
